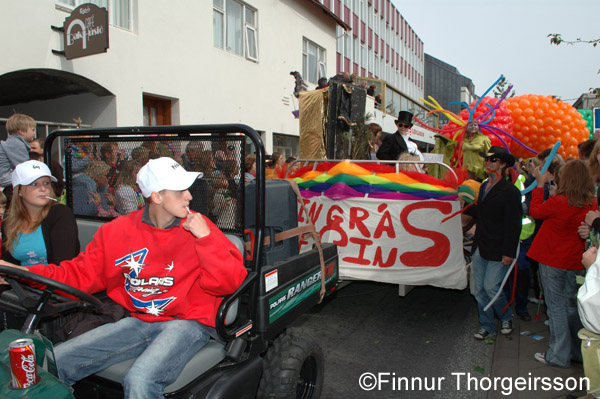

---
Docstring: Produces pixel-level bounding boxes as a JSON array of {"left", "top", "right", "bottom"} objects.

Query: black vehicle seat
[
  {"left": 93, "top": 233, "right": 244, "bottom": 393},
  {"left": 77, "top": 219, "right": 103, "bottom": 251}
]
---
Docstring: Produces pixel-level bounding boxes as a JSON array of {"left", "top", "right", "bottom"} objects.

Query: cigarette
[
  {"left": 45, "top": 196, "right": 58, "bottom": 202},
  {"left": 186, "top": 206, "right": 191, "bottom": 214}
]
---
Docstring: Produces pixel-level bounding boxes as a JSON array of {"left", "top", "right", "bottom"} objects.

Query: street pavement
[{"left": 296, "top": 281, "right": 587, "bottom": 399}]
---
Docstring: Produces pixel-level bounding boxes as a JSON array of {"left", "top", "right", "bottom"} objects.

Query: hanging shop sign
[{"left": 63, "top": 3, "right": 109, "bottom": 60}]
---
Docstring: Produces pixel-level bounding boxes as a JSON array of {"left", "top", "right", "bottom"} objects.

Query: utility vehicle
[{"left": 0, "top": 124, "right": 338, "bottom": 399}]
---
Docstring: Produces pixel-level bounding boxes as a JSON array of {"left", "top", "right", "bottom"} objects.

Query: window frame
[
  {"left": 244, "top": 10, "right": 258, "bottom": 61},
  {"left": 56, "top": 0, "right": 133, "bottom": 31},
  {"left": 302, "top": 38, "right": 327, "bottom": 85},
  {"left": 213, "top": 1, "right": 225, "bottom": 49},
  {"left": 213, "top": 0, "right": 259, "bottom": 63}
]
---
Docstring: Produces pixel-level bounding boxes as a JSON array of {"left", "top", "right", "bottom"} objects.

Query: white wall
[{"left": 0, "top": 0, "right": 339, "bottom": 151}]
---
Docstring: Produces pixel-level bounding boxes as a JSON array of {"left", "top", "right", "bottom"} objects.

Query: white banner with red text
[{"left": 298, "top": 197, "right": 467, "bottom": 290}]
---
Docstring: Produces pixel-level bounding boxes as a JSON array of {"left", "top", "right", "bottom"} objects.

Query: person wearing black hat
[
  {"left": 376, "top": 111, "right": 422, "bottom": 161},
  {"left": 466, "top": 146, "right": 522, "bottom": 340}
]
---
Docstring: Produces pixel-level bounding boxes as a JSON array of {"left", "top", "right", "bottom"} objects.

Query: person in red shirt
[
  {"left": 0, "top": 157, "right": 247, "bottom": 398},
  {"left": 528, "top": 159, "right": 597, "bottom": 368}
]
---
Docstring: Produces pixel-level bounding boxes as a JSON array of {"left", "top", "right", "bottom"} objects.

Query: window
[
  {"left": 344, "top": 32, "right": 351, "bottom": 60},
  {"left": 213, "top": 0, "right": 258, "bottom": 62},
  {"left": 302, "top": 38, "right": 326, "bottom": 84},
  {"left": 337, "top": 26, "right": 345, "bottom": 53},
  {"left": 361, "top": 44, "right": 366, "bottom": 69},
  {"left": 273, "top": 133, "right": 299, "bottom": 159},
  {"left": 361, "top": 0, "right": 366, "bottom": 20},
  {"left": 57, "top": 0, "right": 131, "bottom": 30},
  {"left": 213, "top": 0, "right": 224, "bottom": 49}
]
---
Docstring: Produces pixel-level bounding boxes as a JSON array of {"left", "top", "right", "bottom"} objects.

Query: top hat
[
  {"left": 395, "top": 111, "right": 414, "bottom": 126},
  {"left": 479, "top": 146, "right": 516, "bottom": 167}
]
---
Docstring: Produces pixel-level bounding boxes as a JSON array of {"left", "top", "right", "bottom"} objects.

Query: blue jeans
[
  {"left": 55, "top": 317, "right": 210, "bottom": 399},
  {"left": 538, "top": 263, "right": 584, "bottom": 368},
  {"left": 473, "top": 249, "right": 513, "bottom": 333}
]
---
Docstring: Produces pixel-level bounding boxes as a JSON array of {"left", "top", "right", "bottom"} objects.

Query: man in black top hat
[{"left": 376, "top": 111, "right": 420, "bottom": 160}]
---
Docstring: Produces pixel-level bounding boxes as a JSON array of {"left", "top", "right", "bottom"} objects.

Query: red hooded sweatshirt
[{"left": 30, "top": 209, "right": 247, "bottom": 327}]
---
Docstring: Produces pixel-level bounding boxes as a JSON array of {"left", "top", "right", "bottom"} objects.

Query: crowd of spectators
[
  {"left": 458, "top": 133, "right": 600, "bottom": 398},
  {"left": 3, "top": 107, "right": 600, "bottom": 397}
]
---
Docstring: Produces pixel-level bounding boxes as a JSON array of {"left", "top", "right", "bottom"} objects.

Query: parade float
[{"left": 291, "top": 76, "right": 592, "bottom": 293}]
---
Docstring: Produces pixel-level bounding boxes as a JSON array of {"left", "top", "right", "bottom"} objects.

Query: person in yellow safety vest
[{"left": 506, "top": 173, "right": 535, "bottom": 321}]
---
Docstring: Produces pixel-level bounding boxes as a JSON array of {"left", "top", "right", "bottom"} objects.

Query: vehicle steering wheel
[{"left": 0, "top": 265, "right": 103, "bottom": 334}]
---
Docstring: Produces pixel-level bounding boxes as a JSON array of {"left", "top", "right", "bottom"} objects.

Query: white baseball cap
[
  {"left": 136, "top": 157, "right": 202, "bottom": 198},
  {"left": 12, "top": 160, "right": 57, "bottom": 188}
]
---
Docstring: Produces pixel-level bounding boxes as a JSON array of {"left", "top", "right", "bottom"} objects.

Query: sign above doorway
[{"left": 60, "top": 3, "right": 110, "bottom": 60}]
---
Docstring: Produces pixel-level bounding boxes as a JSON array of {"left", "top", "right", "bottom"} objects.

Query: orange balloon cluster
[{"left": 505, "top": 94, "right": 589, "bottom": 159}]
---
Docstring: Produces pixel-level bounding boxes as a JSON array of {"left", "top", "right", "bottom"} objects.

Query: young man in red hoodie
[{"left": 0, "top": 157, "right": 247, "bottom": 398}]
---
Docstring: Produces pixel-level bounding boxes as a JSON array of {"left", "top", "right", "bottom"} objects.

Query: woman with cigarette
[{"left": 1, "top": 160, "right": 79, "bottom": 266}]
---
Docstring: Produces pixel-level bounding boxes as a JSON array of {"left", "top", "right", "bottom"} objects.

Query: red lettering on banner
[
  {"left": 299, "top": 237, "right": 308, "bottom": 251},
  {"left": 298, "top": 199, "right": 324, "bottom": 251},
  {"left": 320, "top": 205, "right": 348, "bottom": 246},
  {"left": 374, "top": 203, "right": 396, "bottom": 239},
  {"left": 349, "top": 207, "right": 371, "bottom": 238},
  {"left": 342, "top": 237, "right": 372, "bottom": 265},
  {"left": 399, "top": 202, "right": 452, "bottom": 267},
  {"left": 373, "top": 246, "right": 398, "bottom": 268},
  {"left": 298, "top": 199, "right": 323, "bottom": 224}
]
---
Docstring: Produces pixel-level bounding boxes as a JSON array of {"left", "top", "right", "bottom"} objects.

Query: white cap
[
  {"left": 136, "top": 157, "right": 202, "bottom": 198},
  {"left": 12, "top": 160, "right": 57, "bottom": 188}
]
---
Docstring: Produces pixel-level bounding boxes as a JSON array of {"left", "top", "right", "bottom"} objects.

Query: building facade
[
  {"left": 322, "top": 0, "right": 424, "bottom": 103},
  {"left": 0, "top": 0, "right": 435, "bottom": 156},
  {"left": 424, "top": 53, "right": 475, "bottom": 126},
  {"left": 573, "top": 93, "right": 600, "bottom": 111},
  {"left": 316, "top": 0, "right": 436, "bottom": 149},
  {"left": 0, "top": 0, "right": 348, "bottom": 156}
]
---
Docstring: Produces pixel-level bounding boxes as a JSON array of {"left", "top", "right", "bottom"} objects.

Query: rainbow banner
[{"left": 290, "top": 161, "right": 458, "bottom": 201}]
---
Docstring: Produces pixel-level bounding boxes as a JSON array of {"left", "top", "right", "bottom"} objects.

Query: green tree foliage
[
  {"left": 548, "top": 34, "right": 599, "bottom": 96},
  {"left": 493, "top": 77, "right": 515, "bottom": 99},
  {"left": 548, "top": 34, "right": 600, "bottom": 47}
]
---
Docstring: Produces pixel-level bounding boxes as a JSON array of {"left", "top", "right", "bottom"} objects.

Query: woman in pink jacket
[{"left": 528, "top": 159, "right": 597, "bottom": 368}]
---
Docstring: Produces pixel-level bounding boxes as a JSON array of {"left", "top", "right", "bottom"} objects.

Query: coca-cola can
[{"left": 8, "top": 338, "right": 38, "bottom": 389}]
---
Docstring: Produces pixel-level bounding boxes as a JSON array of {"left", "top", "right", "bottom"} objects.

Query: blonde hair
[
  {"left": 4, "top": 184, "right": 55, "bottom": 253},
  {"left": 115, "top": 160, "right": 141, "bottom": 188},
  {"left": 6, "top": 114, "right": 35, "bottom": 135},
  {"left": 84, "top": 161, "right": 110, "bottom": 179},
  {"left": 398, "top": 153, "right": 420, "bottom": 172}
]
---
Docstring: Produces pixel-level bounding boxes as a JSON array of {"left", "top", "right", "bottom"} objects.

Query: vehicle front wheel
[{"left": 257, "top": 328, "right": 324, "bottom": 399}]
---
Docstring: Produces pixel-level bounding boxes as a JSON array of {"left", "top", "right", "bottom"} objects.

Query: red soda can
[{"left": 9, "top": 338, "right": 38, "bottom": 388}]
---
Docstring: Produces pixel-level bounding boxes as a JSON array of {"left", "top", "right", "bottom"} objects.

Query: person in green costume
[
  {"left": 462, "top": 120, "right": 492, "bottom": 181},
  {"left": 430, "top": 120, "right": 491, "bottom": 181}
]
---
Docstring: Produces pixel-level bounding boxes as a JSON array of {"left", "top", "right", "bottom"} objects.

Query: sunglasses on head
[{"left": 398, "top": 123, "right": 412, "bottom": 129}]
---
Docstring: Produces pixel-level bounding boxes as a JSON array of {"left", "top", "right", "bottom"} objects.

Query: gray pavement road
[{"left": 295, "top": 281, "right": 494, "bottom": 399}]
